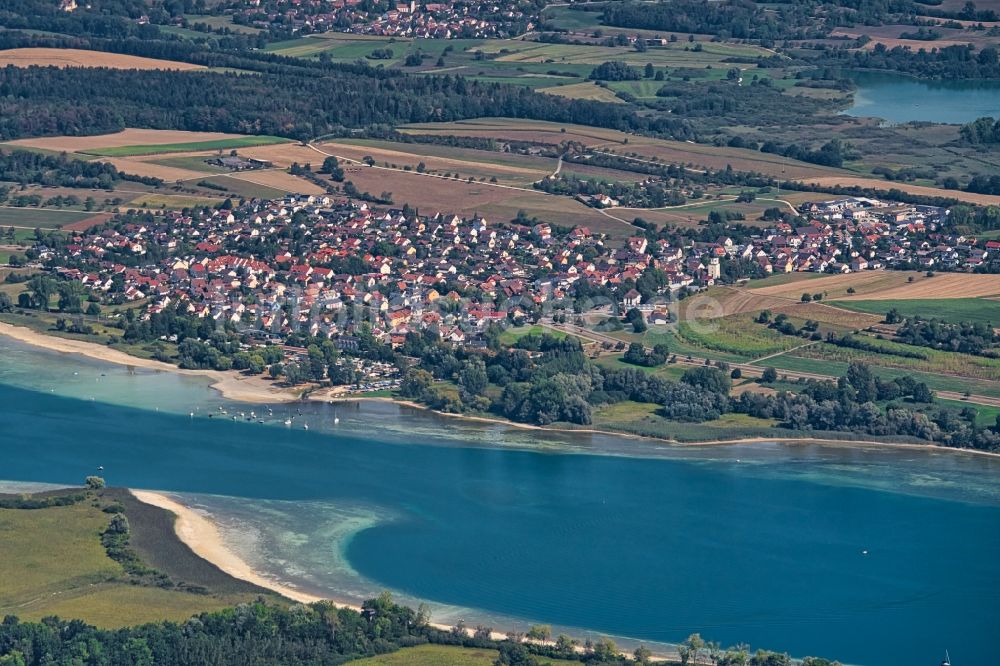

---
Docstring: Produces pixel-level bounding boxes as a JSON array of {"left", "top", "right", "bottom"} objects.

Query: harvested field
[
  {"left": 829, "top": 29, "right": 974, "bottom": 49},
  {"left": 127, "top": 193, "right": 225, "bottom": 209},
  {"left": 541, "top": 81, "right": 625, "bottom": 104},
  {"left": 402, "top": 118, "right": 851, "bottom": 180},
  {"left": 799, "top": 176, "right": 1000, "bottom": 206},
  {"left": 236, "top": 142, "right": 323, "bottom": 168},
  {"left": 7, "top": 129, "right": 260, "bottom": 153},
  {"left": 329, "top": 139, "right": 646, "bottom": 184},
  {"left": 86, "top": 136, "right": 289, "bottom": 157},
  {"left": 682, "top": 286, "right": 796, "bottom": 319},
  {"left": 332, "top": 164, "right": 634, "bottom": 234},
  {"left": 224, "top": 170, "right": 326, "bottom": 195},
  {"left": 318, "top": 140, "right": 549, "bottom": 186},
  {"left": 749, "top": 271, "right": 1000, "bottom": 301},
  {"left": 102, "top": 157, "right": 206, "bottom": 183},
  {"left": 0, "top": 48, "right": 204, "bottom": 71},
  {"left": 606, "top": 139, "right": 844, "bottom": 180},
  {"left": 839, "top": 275, "right": 1000, "bottom": 301},
  {"left": 401, "top": 118, "right": 632, "bottom": 147},
  {"left": 770, "top": 301, "right": 882, "bottom": 330}
]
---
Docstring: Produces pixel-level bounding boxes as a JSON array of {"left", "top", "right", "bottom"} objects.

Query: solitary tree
[
  {"left": 679, "top": 633, "right": 705, "bottom": 666},
  {"left": 526, "top": 624, "right": 552, "bottom": 642}
]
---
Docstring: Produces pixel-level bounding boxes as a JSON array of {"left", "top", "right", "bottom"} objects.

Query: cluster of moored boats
[{"left": 196, "top": 404, "right": 340, "bottom": 431}]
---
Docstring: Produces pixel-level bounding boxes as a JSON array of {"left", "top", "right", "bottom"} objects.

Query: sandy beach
[
  {"left": 130, "top": 489, "right": 336, "bottom": 606},
  {"left": 4, "top": 320, "right": 998, "bottom": 459},
  {"left": 129, "top": 490, "right": 513, "bottom": 639},
  {"left": 0, "top": 322, "right": 300, "bottom": 404},
  {"left": 131, "top": 489, "right": 675, "bottom": 653}
]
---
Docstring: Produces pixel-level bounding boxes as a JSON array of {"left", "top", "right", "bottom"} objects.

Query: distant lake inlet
[{"left": 843, "top": 71, "right": 1000, "bottom": 125}]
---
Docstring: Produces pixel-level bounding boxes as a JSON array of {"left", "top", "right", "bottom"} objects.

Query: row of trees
[
  {"left": 894, "top": 315, "right": 999, "bottom": 356},
  {"left": 0, "top": 149, "right": 162, "bottom": 189},
  {"left": 803, "top": 43, "right": 1000, "bottom": 80}
]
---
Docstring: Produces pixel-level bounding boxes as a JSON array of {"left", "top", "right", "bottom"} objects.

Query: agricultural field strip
[
  {"left": 0, "top": 48, "right": 204, "bottom": 71},
  {"left": 305, "top": 143, "right": 559, "bottom": 195},
  {"left": 81, "top": 136, "right": 290, "bottom": 157},
  {"left": 749, "top": 272, "right": 1000, "bottom": 301},
  {"left": 6, "top": 129, "right": 268, "bottom": 153}
]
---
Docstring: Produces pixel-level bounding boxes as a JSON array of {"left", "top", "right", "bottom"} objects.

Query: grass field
[
  {"left": 150, "top": 155, "right": 231, "bottom": 173},
  {"left": 0, "top": 207, "right": 93, "bottom": 228},
  {"left": 831, "top": 298, "right": 1000, "bottom": 326},
  {"left": 196, "top": 174, "right": 290, "bottom": 200},
  {"left": 400, "top": 118, "right": 849, "bottom": 180},
  {"left": 498, "top": 324, "right": 569, "bottom": 345},
  {"left": 937, "top": 399, "right": 1000, "bottom": 427},
  {"left": 0, "top": 490, "right": 266, "bottom": 627},
  {"left": 129, "top": 193, "right": 226, "bottom": 208},
  {"left": 591, "top": 401, "right": 780, "bottom": 442},
  {"left": 758, "top": 350, "right": 1000, "bottom": 398},
  {"left": 675, "top": 316, "right": 808, "bottom": 359},
  {"left": 787, "top": 337, "right": 1000, "bottom": 382},
  {"left": 85, "top": 136, "right": 290, "bottom": 157},
  {"left": 347, "top": 645, "right": 501, "bottom": 666}
]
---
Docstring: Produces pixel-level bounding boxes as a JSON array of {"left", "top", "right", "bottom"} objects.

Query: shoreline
[
  {"left": 129, "top": 489, "right": 332, "bottom": 606},
  {"left": 129, "top": 490, "right": 515, "bottom": 641},
  {"left": 320, "top": 395, "right": 1000, "bottom": 460},
  {"left": 0, "top": 321, "right": 301, "bottom": 404},
  {"left": 3, "top": 321, "right": 998, "bottom": 460}
]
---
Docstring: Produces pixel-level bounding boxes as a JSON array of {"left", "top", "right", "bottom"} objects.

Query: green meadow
[{"left": 831, "top": 298, "right": 1000, "bottom": 327}]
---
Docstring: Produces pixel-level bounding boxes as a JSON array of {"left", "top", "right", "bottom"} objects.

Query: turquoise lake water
[
  {"left": 844, "top": 72, "right": 1000, "bottom": 124},
  {"left": 1, "top": 337, "right": 998, "bottom": 665}
]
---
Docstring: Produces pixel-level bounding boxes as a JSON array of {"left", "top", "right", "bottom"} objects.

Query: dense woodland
[
  {"left": 393, "top": 330, "right": 1000, "bottom": 451},
  {"left": 800, "top": 43, "right": 1000, "bottom": 80},
  {"left": 0, "top": 55, "right": 692, "bottom": 142},
  {"left": 0, "top": 601, "right": 838, "bottom": 666}
]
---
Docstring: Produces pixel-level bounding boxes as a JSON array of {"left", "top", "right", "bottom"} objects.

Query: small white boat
[
  {"left": 284, "top": 418, "right": 292, "bottom": 426},
  {"left": 334, "top": 416, "right": 340, "bottom": 424},
  {"left": 942, "top": 650, "right": 951, "bottom": 666}
]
